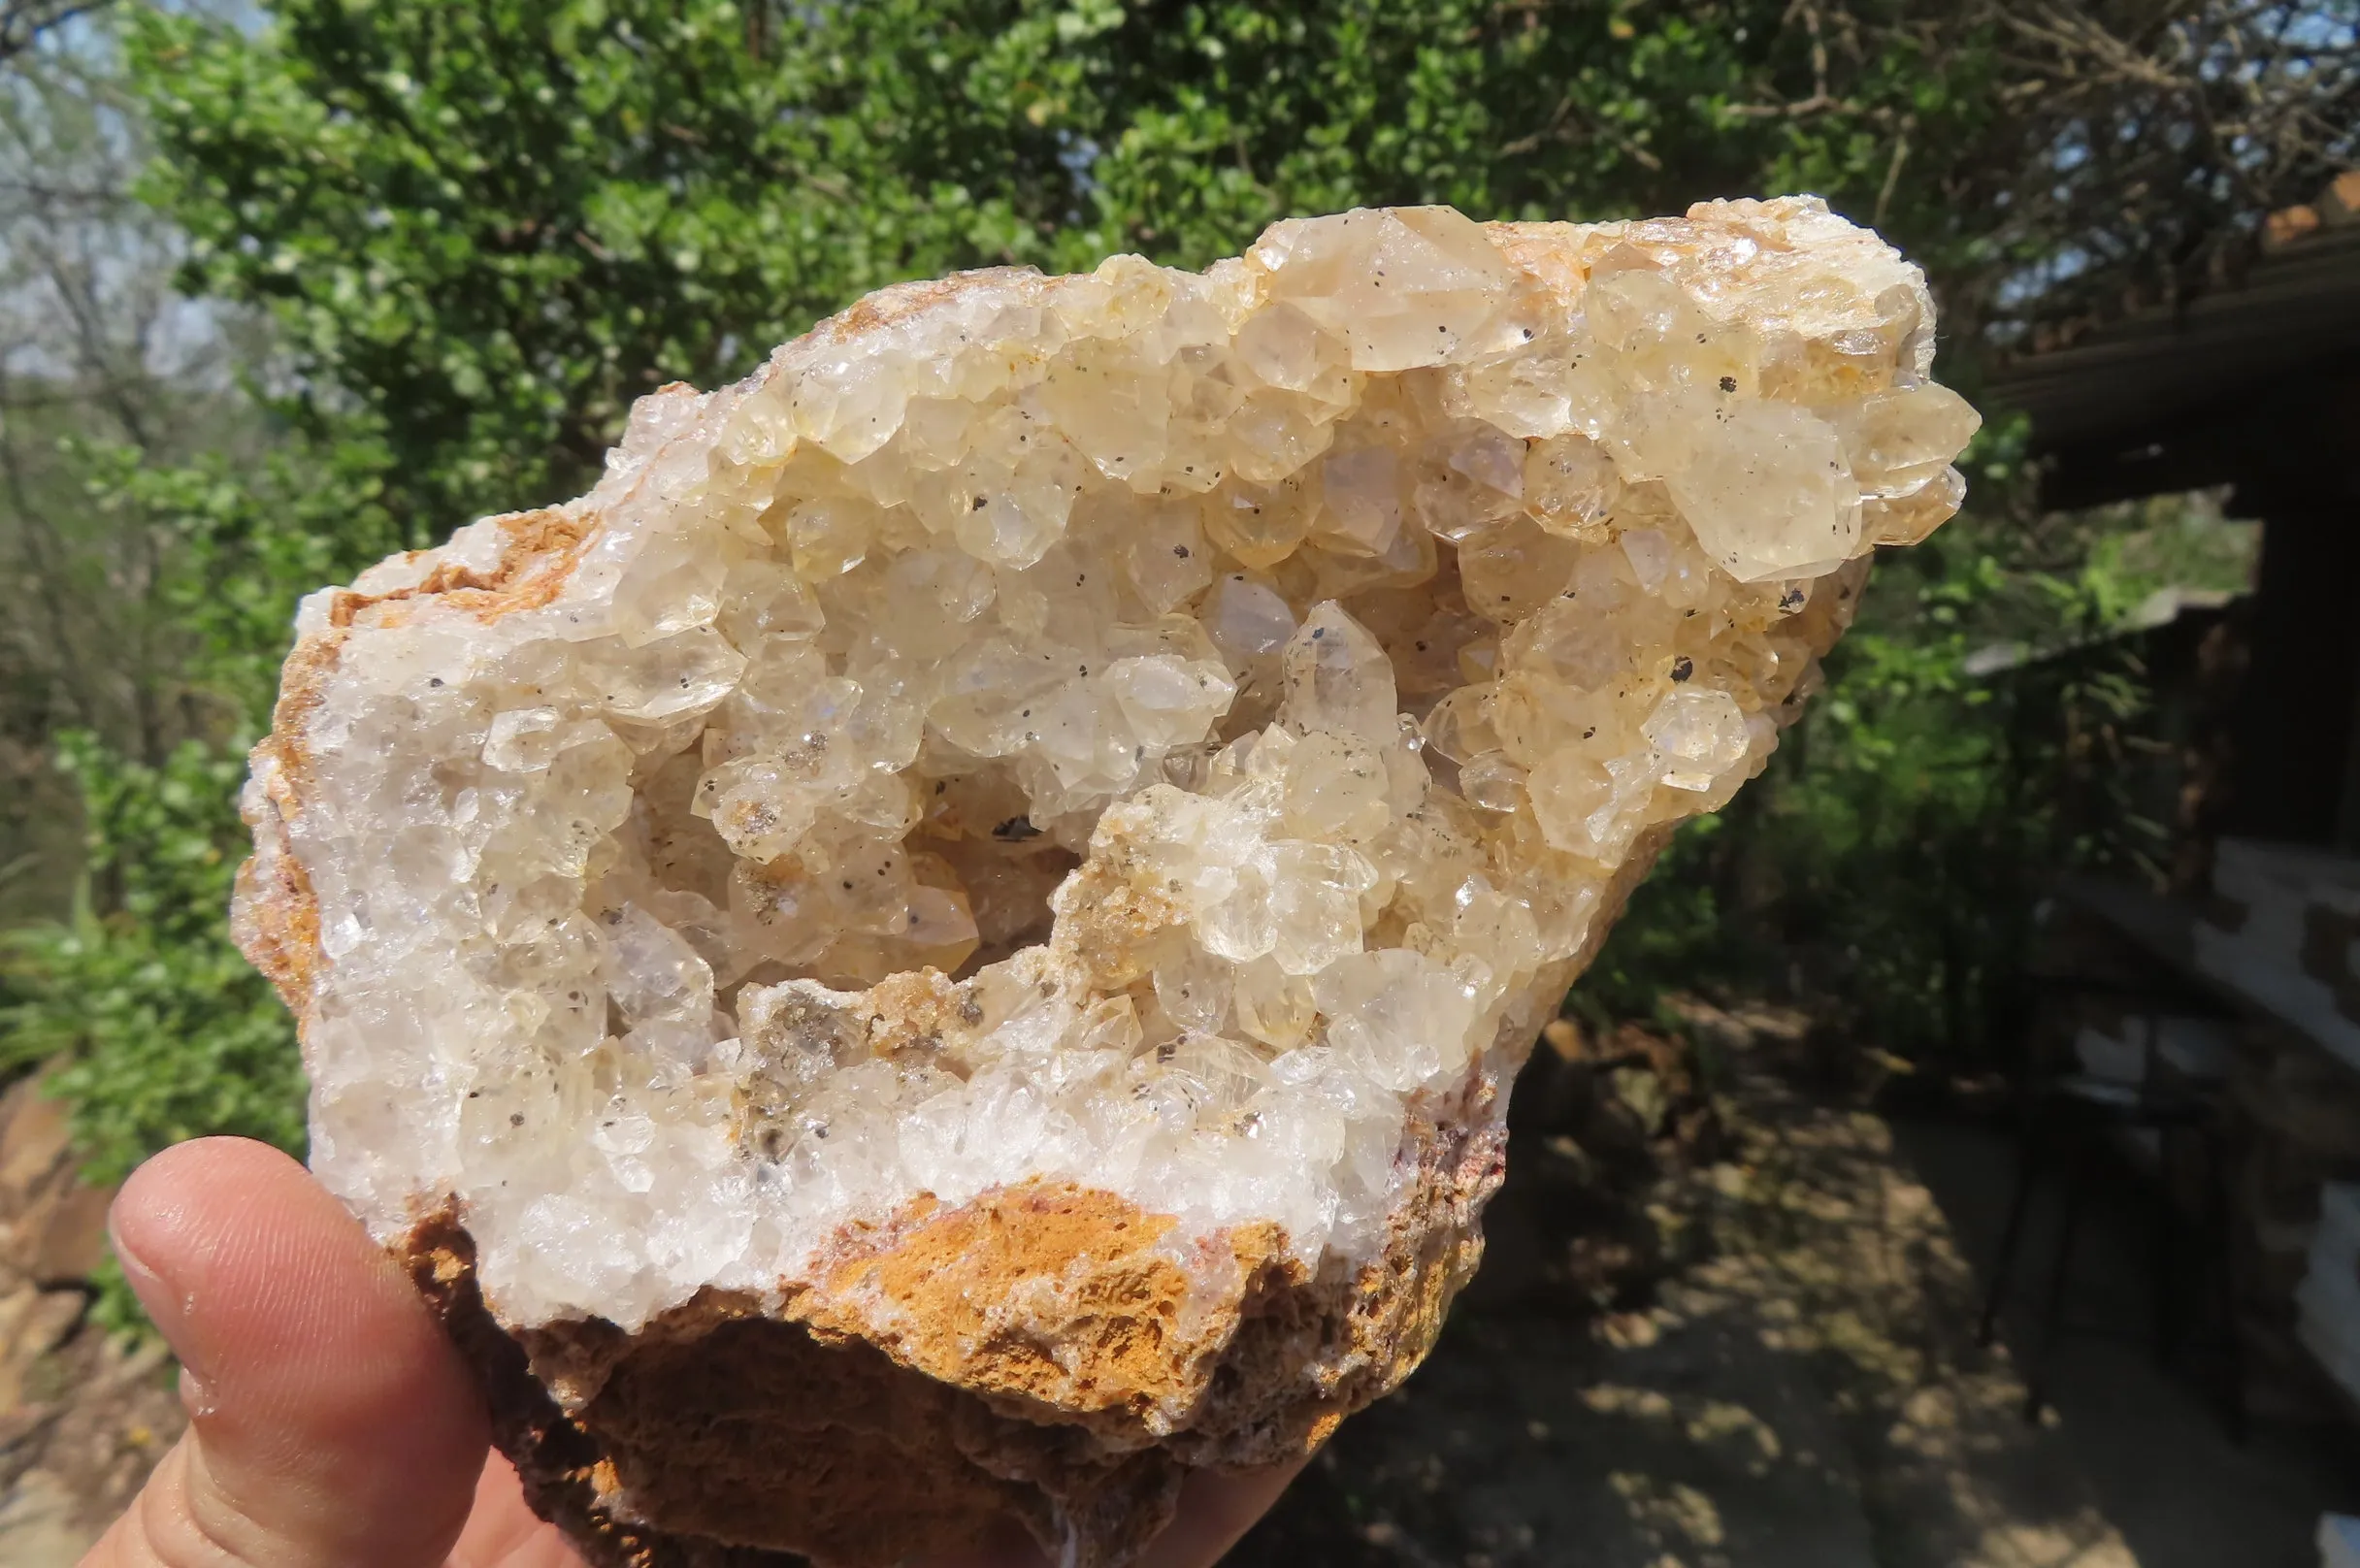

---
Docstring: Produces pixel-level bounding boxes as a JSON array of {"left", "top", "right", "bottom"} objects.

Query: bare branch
[
  {"left": 1873, "top": 117, "right": 1913, "bottom": 232},
  {"left": 1718, "top": 0, "right": 2360, "bottom": 352},
  {"left": 0, "top": 1, "right": 109, "bottom": 63}
]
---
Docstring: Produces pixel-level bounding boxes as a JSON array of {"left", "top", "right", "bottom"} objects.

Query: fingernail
[
  {"left": 109, "top": 1214, "right": 210, "bottom": 1381},
  {"left": 108, "top": 1215, "right": 172, "bottom": 1316}
]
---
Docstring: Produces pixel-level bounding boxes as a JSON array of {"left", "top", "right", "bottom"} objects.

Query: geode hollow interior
[{"left": 232, "top": 198, "right": 1978, "bottom": 1567}]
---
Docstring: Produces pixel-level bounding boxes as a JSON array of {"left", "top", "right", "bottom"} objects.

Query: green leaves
[
  {"left": 4, "top": 734, "right": 305, "bottom": 1182},
  {"left": 9, "top": 0, "right": 2292, "bottom": 1181},
  {"left": 124, "top": 0, "right": 2012, "bottom": 539},
  {"left": 2, "top": 425, "right": 387, "bottom": 1197}
]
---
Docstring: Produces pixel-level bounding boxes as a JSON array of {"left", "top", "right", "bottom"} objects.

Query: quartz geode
[{"left": 232, "top": 198, "right": 1977, "bottom": 1567}]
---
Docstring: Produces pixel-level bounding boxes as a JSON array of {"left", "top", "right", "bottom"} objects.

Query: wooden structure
[
  {"left": 1993, "top": 177, "right": 2360, "bottom": 1421},
  {"left": 1989, "top": 177, "right": 2360, "bottom": 849}
]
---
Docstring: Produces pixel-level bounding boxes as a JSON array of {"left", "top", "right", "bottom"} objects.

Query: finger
[
  {"left": 936, "top": 1456, "right": 1307, "bottom": 1568},
  {"left": 447, "top": 1450, "right": 588, "bottom": 1568},
  {"left": 1135, "top": 1459, "right": 1306, "bottom": 1568},
  {"left": 79, "top": 1136, "right": 488, "bottom": 1568}
]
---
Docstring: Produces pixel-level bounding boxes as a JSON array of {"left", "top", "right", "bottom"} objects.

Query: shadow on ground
[
  {"left": 1230, "top": 1021, "right": 2281, "bottom": 1568},
  {"left": 1901, "top": 1117, "right": 2359, "bottom": 1568}
]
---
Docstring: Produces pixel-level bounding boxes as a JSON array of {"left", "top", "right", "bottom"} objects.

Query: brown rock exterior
[{"left": 401, "top": 1090, "right": 1498, "bottom": 1568}]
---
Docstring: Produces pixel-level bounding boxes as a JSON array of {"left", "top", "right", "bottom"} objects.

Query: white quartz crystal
[{"left": 237, "top": 197, "right": 1975, "bottom": 1341}]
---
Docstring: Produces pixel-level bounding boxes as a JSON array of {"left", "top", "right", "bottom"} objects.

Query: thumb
[{"left": 80, "top": 1137, "right": 490, "bottom": 1568}]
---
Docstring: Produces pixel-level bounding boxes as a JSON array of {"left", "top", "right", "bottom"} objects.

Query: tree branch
[{"left": 0, "top": 0, "right": 109, "bottom": 62}]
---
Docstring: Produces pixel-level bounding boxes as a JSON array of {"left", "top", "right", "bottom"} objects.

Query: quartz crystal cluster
[{"left": 232, "top": 197, "right": 1977, "bottom": 1568}]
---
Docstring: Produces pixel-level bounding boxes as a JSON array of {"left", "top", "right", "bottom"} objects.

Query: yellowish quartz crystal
[{"left": 232, "top": 197, "right": 1977, "bottom": 1568}]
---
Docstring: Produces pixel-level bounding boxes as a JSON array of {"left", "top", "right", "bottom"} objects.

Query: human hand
[{"left": 80, "top": 1137, "right": 1300, "bottom": 1568}]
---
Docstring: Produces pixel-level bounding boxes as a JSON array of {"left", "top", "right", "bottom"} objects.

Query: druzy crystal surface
[{"left": 233, "top": 198, "right": 1977, "bottom": 1567}]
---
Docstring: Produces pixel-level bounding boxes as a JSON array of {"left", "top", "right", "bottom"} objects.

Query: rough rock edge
[
  {"left": 239, "top": 212, "right": 1884, "bottom": 1566},
  {"left": 397, "top": 1071, "right": 1503, "bottom": 1568}
]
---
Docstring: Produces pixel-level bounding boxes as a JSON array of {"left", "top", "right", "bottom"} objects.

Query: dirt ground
[
  {"left": 1233, "top": 1015, "right": 2152, "bottom": 1568},
  {"left": 0, "top": 1070, "right": 184, "bottom": 1568},
  {"left": 1901, "top": 1117, "right": 2358, "bottom": 1568}
]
